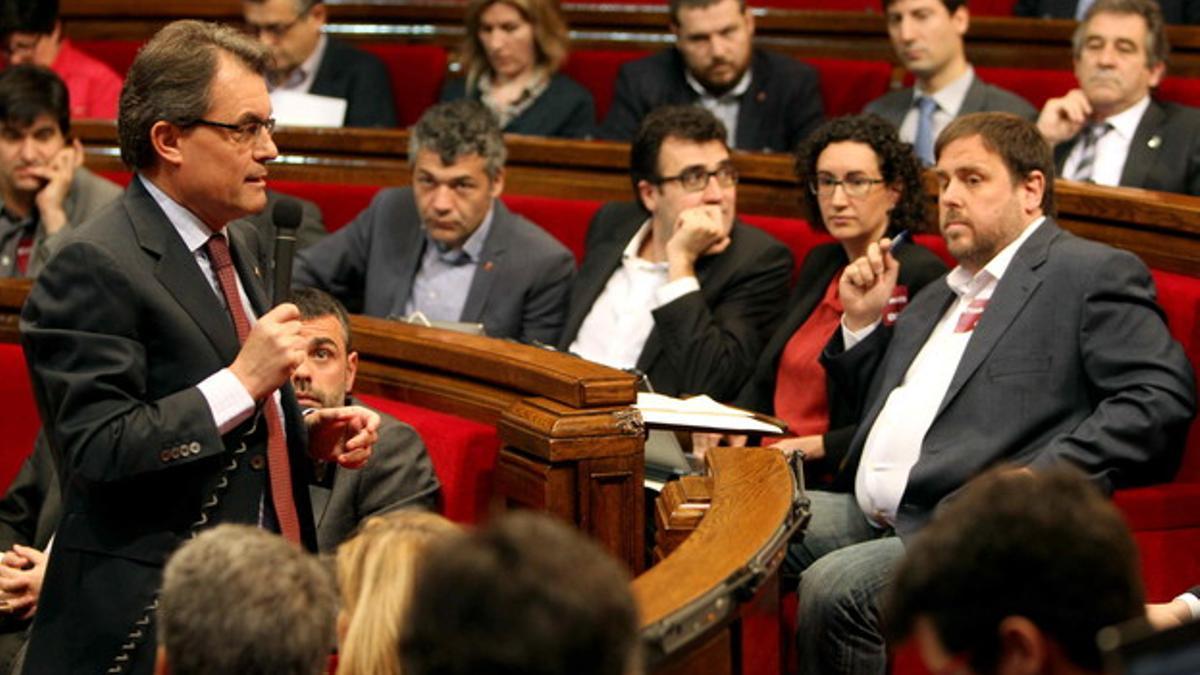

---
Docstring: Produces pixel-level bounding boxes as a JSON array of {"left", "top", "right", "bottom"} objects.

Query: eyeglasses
[
  {"left": 656, "top": 162, "right": 739, "bottom": 192},
  {"left": 810, "top": 175, "right": 886, "bottom": 198},
  {"left": 186, "top": 117, "right": 277, "bottom": 145},
  {"left": 244, "top": 9, "right": 311, "bottom": 39}
]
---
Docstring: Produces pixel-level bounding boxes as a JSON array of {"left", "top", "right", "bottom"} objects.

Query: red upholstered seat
[
  {"left": 560, "top": 49, "right": 653, "bottom": 122},
  {"left": 357, "top": 43, "right": 448, "bottom": 127},
  {"left": 268, "top": 180, "right": 380, "bottom": 233},
  {"left": 0, "top": 344, "right": 39, "bottom": 494},
  {"left": 500, "top": 193, "right": 605, "bottom": 262},
  {"left": 72, "top": 39, "right": 142, "bottom": 78},
  {"left": 804, "top": 58, "right": 897, "bottom": 118}
]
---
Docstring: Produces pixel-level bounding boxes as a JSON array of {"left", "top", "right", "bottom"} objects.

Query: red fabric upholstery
[
  {"left": 354, "top": 393, "right": 499, "bottom": 524},
  {"left": 1157, "top": 76, "right": 1200, "bottom": 110},
  {"left": 359, "top": 43, "right": 449, "bottom": 127},
  {"left": 268, "top": 180, "right": 380, "bottom": 233},
  {"left": 501, "top": 193, "right": 604, "bottom": 262},
  {"left": 72, "top": 39, "right": 142, "bottom": 79},
  {"left": 977, "top": 66, "right": 1200, "bottom": 111},
  {"left": 740, "top": 213, "right": 832, "bottom": 278},
  {"left": 560, "top": 49, "right": 653, "bottom": 121},
  {"left": 805, "top": 58, "right": 896, "bottom": 118},
  {"left": 0, "top": 345, "right": 38, "bottom": 494}
]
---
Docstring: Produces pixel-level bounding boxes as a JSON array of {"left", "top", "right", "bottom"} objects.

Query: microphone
[{"left": 271, "top": 197, "right": 303, "bottom": 306}]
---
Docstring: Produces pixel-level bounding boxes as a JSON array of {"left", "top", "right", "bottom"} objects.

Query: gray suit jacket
[
  {"left": 823, "top": 219, "right": 1196, "bottom": 536},
  {"left": 864, "top": 73, "right": 1037, "bottom": 132},
  {"left": 293, "top": 187, "right": 576, "bottom": 345},
  {"left": 309, "top": 398, "right": 440, "bottom": 553},
  {"left": 1053, "top": 99, "right": 1200, "bottom": 196}
]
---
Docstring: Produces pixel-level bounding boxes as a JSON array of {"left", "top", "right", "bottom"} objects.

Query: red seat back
[
  {"left": 561, "top": 49, "right": 653, "bottom": 121},
  {"left": 805, "top": 57, "right": 897, "bottom": 117},
  {"left": 0, "top": 345, "right": 40, "bottom": 494},
  {"left": 72, "top": 39, "right": 142, "bottom": 78},
  {"left": 268, "top": 180, "right": 381, "bottom": 233},
  {"left": 358, "top": 43, "right": 449, "bottom": 127},
  {"left": 500, "top": 193, "right": 605, "bottom": 262}
]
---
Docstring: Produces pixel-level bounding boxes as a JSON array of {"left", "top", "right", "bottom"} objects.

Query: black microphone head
[{"left": 272, "top": 197, "right": 303, "bottom": 234}]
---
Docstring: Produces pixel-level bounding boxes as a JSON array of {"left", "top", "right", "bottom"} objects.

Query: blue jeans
[{"left": 791, "top": 490, "right": 906, "bottom": 675}]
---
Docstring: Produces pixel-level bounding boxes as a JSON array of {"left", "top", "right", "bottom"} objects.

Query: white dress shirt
[
  {"left": 271, "top": 33, "right": 327, "bottom": 93},
  {"left": 568, "top": 221, "right": 700, "bottom": 370},
  {"left": 898, "top": 67, "right": 976, "bottom": 146},
  {"left": 686, "top": 68, "right": 752, "bottom": 148},
  {"left": 847, "top": 216, "right": 1046, "bottom": 528},
  {"left": 1062, "top": 95, "right": 1151, "bottom": 186}
]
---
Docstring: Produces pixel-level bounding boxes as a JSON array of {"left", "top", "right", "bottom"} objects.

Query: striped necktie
[
  {"left": 914, "top": 96, "right": 938, "bottom": 166},
  {"left": 1072, "top": 122, "right": 1112, "bottom": 183}
]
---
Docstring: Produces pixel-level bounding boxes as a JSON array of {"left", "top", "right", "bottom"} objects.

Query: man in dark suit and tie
[
  {"left": 791, "top": 112, "right": 1195, "bottom": 674},
  {"left": 18, "top": 20, "right": 380, "bottom": 674},
  {"left": 242, "top": 0, "right": 397, "bottom": 127},
  {"left": 599, "top": 0, "right": 823, "bottom": 153},
  {"left": 1036, "top": 0, "right": 1200, "bottom": 195},
  {"left": 294, "top": 99, "right": 575, "bottom": 345},
  {"left": 561, "top": 105, "right": 792, "bottom": 401},
  {"left": 864, "top": 0, "right": 1035, "bottom": 164},
  {"left": 1015, "top": 0, "right": 1200, "bottom": 25}
]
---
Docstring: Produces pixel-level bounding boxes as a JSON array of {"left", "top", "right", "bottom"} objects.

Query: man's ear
[
  {"left": 1020, "top": 170, "right": 1046, "bottom": 217},
  {"left": 489, "top": 167, "right": 505, "bottom": 199},
  {"left": 149, "top": 121, "right": 185, "bottom": 169},
  {"left": 637, "top": 179, "right": 658, "bottom": 215},
  {"left": 153, "top": 645, "right": 171, "bottom": 675},
  {"left": 309, "top": 2, "right": 328, "bottom": 27},
  {"left": 344, "top": 351, "right": 358, "bottom": 395},
  {"left": 995, "top": 616, "right": 1047, "bottom": 675}
]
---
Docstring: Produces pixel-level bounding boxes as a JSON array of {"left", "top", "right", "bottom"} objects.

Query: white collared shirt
[
  {"left": 1062, "top": 95, "right": 1151, "bottom": 186},
  {"left": 568, "top": 221, "right": 700, "bottom": 371},
  {"left": 272, "top": 33, "right": 327, "bottom": 93},
  {"left": 685, "top": 67, "right": 752, "bottom": 148},
  {"left": 849, "top": 216, "right": 1046, "bottom": 528},
  {"left": 898, "top": 66, "right": 976, "bottom": 146},
  {"left": 140, "top": 175, "right": 263, "bottom": 436}
]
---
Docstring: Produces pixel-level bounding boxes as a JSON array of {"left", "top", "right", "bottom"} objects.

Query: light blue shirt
[{"left": 403, "top": 204, "right": 495, "bottom": 321}]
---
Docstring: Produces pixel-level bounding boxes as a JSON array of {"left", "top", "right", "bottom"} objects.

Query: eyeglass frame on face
[
  {"left": 654, "top": 161, "right": 739, "bottom": 193},
  {"left": 183, "top": 117, "right": 277, "bottom": 145},
  {"left": 244, "top": 5, "right": 313, "bottom": 39},
  {"left": 810, "top": 173, "right": 887, "bottom": 199}
]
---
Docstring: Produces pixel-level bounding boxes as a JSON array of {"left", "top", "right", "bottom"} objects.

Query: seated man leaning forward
[
  {"left": 0, "top": 65, "right": 122, "bottom": 278},
  {"left": 294, "top": 99, "right": 575, "bottom": 345},
  {"left": 791, "top": 112, "right": 1195, "bottom": 675},
  {"left": 1037, "top": 0, "right": 1200, "bottom": 195},
  {"left": 560, "top": 105, "right": 792, "bottom": 401}
]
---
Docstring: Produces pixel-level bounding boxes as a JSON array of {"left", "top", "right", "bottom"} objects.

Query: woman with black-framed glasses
[{"left": 734, "top": 114, "right": 947, "bottom": 483}]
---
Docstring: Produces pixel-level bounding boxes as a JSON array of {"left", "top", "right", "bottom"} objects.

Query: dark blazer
[
  {"left": 1053, "top": 99, "right": 1200, "bottom": 196},
  {"left": 19, "top": 177, "right": 318, "bottom": 675},
  {"left": 822, "top": 219, "right": 1196, "bottom": 537},
  {"left": 310, "top": 37, "right": 398, "bottom": 128},
  {"left": 1014, "top": 0, "right": 1200, "bottom": 24},
  {"left": 440, "top": 72, "right": 597, "bottom": 139},
  {"left": 864, "top": 73, "right": 1037, "bottom": 127},
  {"left": 599, "top": 48, "right": 823, "bottom": 153},
  {"left": 310, "top": 398, "right": 440, "bottom": 553},
  {"left": 293, "top": 187, "right": 576, "bottom": 345},
  {"left": 559, "top": 201, "right": 793, "bottom": 401},
  {"left": 734, "top": 241, "right": 946, "bottom": 471}
]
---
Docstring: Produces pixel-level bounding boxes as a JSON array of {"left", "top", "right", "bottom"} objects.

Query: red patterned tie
[{"left": 205, "top": 233, "right": 301, "bottom": 543}]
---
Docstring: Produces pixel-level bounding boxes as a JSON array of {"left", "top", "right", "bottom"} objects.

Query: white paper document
[
  {"left": 635, "top": 393, "right": 784, "bottom": 434},
  {"left": 270, "top": 90, "right": 347, "bottom": 128}
]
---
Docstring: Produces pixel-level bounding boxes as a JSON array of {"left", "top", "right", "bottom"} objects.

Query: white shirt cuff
[
  {"left": 841, "top": 318, "right": 881, "bottom": 350},
  {"left": 656, "top": 276, "right": 701, "bottom": 307},
  {"left": 198, "top": 368, "right": 257, "bottom": 435},
  {"left": 1175, "top": 591, "right": 1200, "bottom": 621}
]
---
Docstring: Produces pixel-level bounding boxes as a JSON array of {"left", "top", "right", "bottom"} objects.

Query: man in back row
[
  {"left": 1038, "top": 0, "right": 1200, "bottom": 195},
  {"left": 563, "top": 105, "right": 791, "bottom": 401},
  {"left": 865, "top": 0, "right": 1035, "bottom": 165},
  {"left": 294, "top": 99, "right": 575, "bottom": 345},
  {"left": 600, "top": 0, "right": 823, "bottom": 153},
  {"left": 792, "top": 111, "right": 1194, "bottom": 674}
]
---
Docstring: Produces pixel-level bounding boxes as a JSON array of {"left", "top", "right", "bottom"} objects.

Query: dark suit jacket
[
  {"left": 293, "top": 187, "right": 576, "bottom": 345},
  {"left": 310, "top": 37, "right": 398, "bottom": 128},
  {"left": 1053, "top": 99, "right": 1200, "bottom": 196},
  {"left": 310, "top": 398, "right": 440, "bottom": 553},
  {"left": 735, "top": 241, "right": 946, "bottom": 472},
  {"left": 559, "top": 201, "right": 793, "bottom": 400},
  {"left": 440, "top": 72, "right": 597, "bottom": 139},
  {"left": 1014, "top": 0, "right": 1200, "bottom": 23},
  {"left": 864, "top": 73, "right": 1037, "bottom": 128},
  {"left": 19, "top": 177, "right": 318, "bottom": 675},
  {"left": 822, "top": 219, "right": 1196, "bottom": 536},
  {"left": 599, "top": 48, "right": 823, "bottom": 153}
]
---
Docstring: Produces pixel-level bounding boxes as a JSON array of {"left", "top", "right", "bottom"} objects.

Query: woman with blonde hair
[
  {"left": 440, "top": 0, "right": 595, "bottom": 138},
  {"left": 335, "top": 510, "right": 460, "bottom": 675}
]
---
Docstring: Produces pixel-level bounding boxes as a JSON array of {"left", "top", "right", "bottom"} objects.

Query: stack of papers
[{"left": 635, "top": 393, "right": 784, "bottom": 434}]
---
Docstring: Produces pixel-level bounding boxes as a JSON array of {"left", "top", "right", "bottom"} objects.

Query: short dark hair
[
  {"left": 400, "top": 512, "right": 641, "bottom": 675},
  {"left": 0, "top": 64, "right": 69, "bottom": 136},
  {"left": 795, "top": 114, "right": 925, "bottom": 235},
  {"left": 629, "top": 104, "right": 728, "bottom": 201},
  {"left": 1074, "top": 0, "right": 1168, "bottom": 69},
  {"left": 880, "top": 0, "right": 966, "bottom": 13},
  {"left": 158, "top": 524, "right": 338, "bottom": 675},
  {"left": 887, "top": 467, "right": 1145, "bottom": 674},
  {"left": 119, "top": 20, "right": 268, "bottom": 169},
  {"left": 667, "top": 0, "right": 746, "bottom": 24},
  {"left": 0, "top": 0, "right": 58, "bottom": 35},
  {"left": 291, "top": 287, "right": 353, "bottom": 353},
  {"left": 935, "top": 112, "right": 1055, "bottom": 217},
  {"left": 408, "top": 99, "right": 506, "bottom": 181}
]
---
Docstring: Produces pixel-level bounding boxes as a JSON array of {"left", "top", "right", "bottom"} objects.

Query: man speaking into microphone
[{"left": 17, "top": 20, "right": 378, "bottom": 675}]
